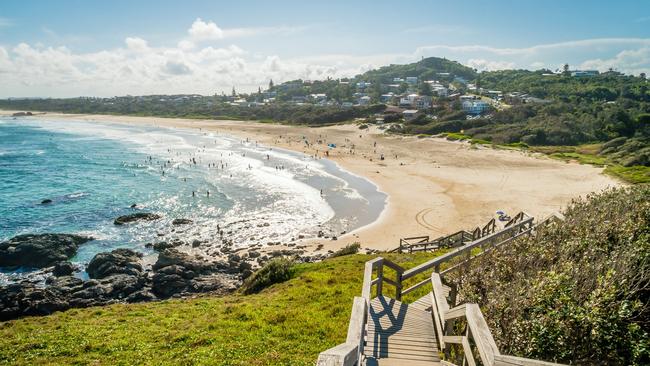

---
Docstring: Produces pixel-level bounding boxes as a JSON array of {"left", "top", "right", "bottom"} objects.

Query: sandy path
[{"left": 3, "top": 111, "right": 621, "bottom": 253}]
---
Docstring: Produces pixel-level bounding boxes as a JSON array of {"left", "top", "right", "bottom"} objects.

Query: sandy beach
[{"left": 3, "top": 111, "right": 621, "bottom": 253}]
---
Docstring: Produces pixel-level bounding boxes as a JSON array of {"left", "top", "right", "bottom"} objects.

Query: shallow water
[{"left": 0, "top": 117, "right": 386, "bottom": 282}]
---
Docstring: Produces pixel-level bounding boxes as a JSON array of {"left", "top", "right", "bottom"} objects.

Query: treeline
[{"left": 0, "top": 97, "right": 386, "bottom": 126}]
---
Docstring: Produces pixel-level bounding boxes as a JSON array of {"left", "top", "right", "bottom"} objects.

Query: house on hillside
[
  {"left": 358, "top": 96, "right": 371, "bottom": 105},
  {"left": 462, "top": 100, "right": 489, "bottom": 115},
  {"left": 571, "top": 70, "right": 599, "bottom": 77},
  {"left": 406, "top": 76, "right": 418, "bottom": 84},
  {"left": 309, "top": 93, "right": 327, "bottom": 103},
  {"left": 402, "top": 109, "right": 420, "bottom": 120},
  {"left": 380, "top": 93, "right": 395, "bottom": 103}
]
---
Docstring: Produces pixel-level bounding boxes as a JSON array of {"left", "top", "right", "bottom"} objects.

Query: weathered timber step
[
  {"left": 365, "top": 296, "right": 440, "bottom": 363},
  {"left": 365, "top": 358, "right": 441, "bottom": 366},
  {"left": 410, "top": 287, "right": 451, "bottom": 313}
]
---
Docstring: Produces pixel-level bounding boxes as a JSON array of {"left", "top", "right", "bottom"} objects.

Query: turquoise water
[{"left": 0, "top": 117, "right": 386, "bottom": 281}]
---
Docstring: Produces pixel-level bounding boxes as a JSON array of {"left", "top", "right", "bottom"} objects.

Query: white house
[
  {"left": 356, "top": 81, "right": 372, "bottom": 89},
  {"left": 309, "top": 93, "right": 327, "bottom": 103},
  {"left": 462, "top": 100, "right": 489, "bottom": 115},
  {"left": 380, "top": 93, "right": 395, "bottom": 103},
  {"left": 406, "top": 76, "right": 418, "bottom": 84},
  {"left": 358, "top": 96, "right": 371, "bottom": 105},
  {"left": 402, "top": 109, "right": 420, "bottom": 120}
]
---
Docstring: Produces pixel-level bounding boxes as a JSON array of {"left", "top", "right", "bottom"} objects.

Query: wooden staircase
[{"left": 318, "top": 212, "right": 567, "bottom": 366}]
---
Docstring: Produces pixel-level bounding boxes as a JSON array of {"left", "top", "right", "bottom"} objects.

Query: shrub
[
  {"left": 451, "top": 186, "right": 650, "bottom": 365},
  {"left": 241, "top": 258, "right": 295, "bottom": 294},
  {"left": 331, "top": 243, "right": 361, "bottom": 257}
]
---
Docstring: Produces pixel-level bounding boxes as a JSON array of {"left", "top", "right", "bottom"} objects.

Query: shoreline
[{"left": 1, "top": 110, "right": 621, "bottom": 254}]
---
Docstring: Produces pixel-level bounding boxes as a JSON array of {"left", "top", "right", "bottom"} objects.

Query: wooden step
[
  {"left": 365, "top": 357, "right": 440, "bottom": 366},
  {"left": 366, "top": 296, "right": 440, "bottom": 363}
]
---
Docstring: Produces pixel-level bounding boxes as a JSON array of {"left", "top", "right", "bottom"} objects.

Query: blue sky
[{"left": 0, "top": 0, "right": 649, "bottom": 97}]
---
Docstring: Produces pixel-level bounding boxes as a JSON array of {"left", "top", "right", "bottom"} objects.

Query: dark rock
[
  {"left": 126, "top": 289, "right": 157, "bottom": 303},
  {"left": 53, "top": 261, "right": 75, "bottom": 276},
  {"left": 152, "top": 241, "right": 176, "bottom": 251},
  {"left": 0, "top": 234, "right": 93, "bottom": 268},
  {"left": 86, "top": 249, "right": 143, "bottom": 279},
  {"left": 248, "top": 251, "right": 261, "bottom": 258},
  {"left": 239, "top": 261, "right": 253, "bottom": 272},
  {"left": 130, "top": 203, "right": 137, "bottom": 208},
  {"left": 153, "top": 249, "right": 228, "bottom": 274},
  {"left": 40, "top": 199, "right": 53, "bottom": 205},
  {"left": 191, "top": 239, "right": 202, "bottom": 248},
  {"left": 113, "top": 212, "right": 161, "bottom": 225},
  {"left": 172, "top": 218, "right": 193, "bottom": 225},
  {"left": 46, "top": 275, "right": 84, "bottom": 290},
  {"left": 241, "top": 269, "right": 253, "bottom": 279}
]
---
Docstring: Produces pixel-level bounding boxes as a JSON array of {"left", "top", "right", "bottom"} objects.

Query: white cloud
[
  {"left": 414, "top": 38, "right": 650, "bottom": 73},
  {"left": 188, "top": 18, "right": 224, "bottom": 41},
  {"left": 580, "top": 47, "right": 650, "bottom": 75},
  {"left": 466, "top": 59, "right": 516, "bottom": 71},
  {"left": 2, "top": 29, "right": 650, "bottom": 98},
  {"left": 125, "top": 37, "right": 149, "bottom": 52}
]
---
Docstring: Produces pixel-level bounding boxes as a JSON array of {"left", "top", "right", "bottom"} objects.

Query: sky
[{"left": 0, "top": 0, "right": 649, "bottom": 97}]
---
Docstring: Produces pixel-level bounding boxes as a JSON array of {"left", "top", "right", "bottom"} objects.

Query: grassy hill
[
  {"left": 358, "top": 56, "right": 477, "bottom": 83},
  {"left": 0, "top": 251, "right": 443, "bottom": 365}
]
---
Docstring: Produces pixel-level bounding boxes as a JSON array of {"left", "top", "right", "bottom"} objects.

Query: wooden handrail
[{"left": 403, "top": 216, "right": 534, "bottom": 281}]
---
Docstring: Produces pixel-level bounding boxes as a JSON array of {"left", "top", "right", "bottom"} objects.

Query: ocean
[{"left": 0, "top": 117, "right": 386, "bottom": 283}]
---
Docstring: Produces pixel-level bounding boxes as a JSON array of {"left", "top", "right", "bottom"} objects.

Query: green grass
[
  {"left": 604, "top": 165, "right": 650, "bottom": 184},
  {"left": 0, "top": 251, "right": 445, "bottom": 365},
  {"left": 549, "top": 152, "right": 608, "bottom": 166}
]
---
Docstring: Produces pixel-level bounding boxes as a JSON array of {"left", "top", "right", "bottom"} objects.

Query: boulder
[
  {"left": 53, "top": 261, "right": 75, "bottom": 276},
  {"left": 40, "top": 199, "right": 53, "bottom": 205},
  {"left": 86, "top": 249, "right": 143, "bottom": 279},
  {"left": 172, "top": 218, "right": 193, "bottom": 225},
  {"left": 113, "top": 212, "right": 161, "bottom": 225},
  {"left": 153, "top": 249, "right": 228, "bottom": 274},
  {"left": 0, "top": 234, "right": 93, "bottom": 268}
]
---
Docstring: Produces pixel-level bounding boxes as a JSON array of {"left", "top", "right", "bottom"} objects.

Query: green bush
[
  {"left": 452, "top": 186, "right": 650, "bottom": 365},
  {"left": 331, "top": 243, "right": 361, "bottom": 257},
  {"left": 241, "top": 258, "right": 295, "bottom": 294}
]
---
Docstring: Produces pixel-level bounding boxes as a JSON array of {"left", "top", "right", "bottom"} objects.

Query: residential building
[
  {"left": 405, "top": 76, "right": 418, "bottom": 84},
  {"left": 571, "top": 70, "right": 599, "bottom": 77},
  {"left": 380, "top": 93, "right": 395, "bottom": 103},
  {"left": 358, "top": 96, "right": 371, "bottom": 105},
  {"left": 402, "top": 109, "right": 420, "bottom": 120},
  {"left": 462, "top": 100, "right": 489, "bottom": 115}
]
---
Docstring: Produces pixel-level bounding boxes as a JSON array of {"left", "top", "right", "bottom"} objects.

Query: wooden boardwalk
[{"left": 318, "top": 213, "right": 565, "bottom": 366}]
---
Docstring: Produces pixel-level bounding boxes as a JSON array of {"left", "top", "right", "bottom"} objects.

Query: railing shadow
[{"left": 366, "top": 296, "right": 409, "bottom": 359}]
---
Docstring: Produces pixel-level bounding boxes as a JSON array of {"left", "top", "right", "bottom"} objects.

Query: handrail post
[
  {"left": 395, "top": 270, "right": 403, "bottom": 301},
  {"left": 376, "top": 264, "right": 383, "bottom": 297}
]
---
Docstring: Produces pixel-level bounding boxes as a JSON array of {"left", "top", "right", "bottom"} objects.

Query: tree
[
  {"left": 563, "top": 63, "right": 570, "bottom": 75},
  {"left": 419, "top": 82, "right": 432, "bottom": 96},
  {"left": 268, "top": 79, "right": 274, "bottom": 90},
  {"left": 641, "top": 72, "right": 647, "bottom": 80},
  {"left": 231, "top": 87, "right": 236, "bottom": 97}
]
